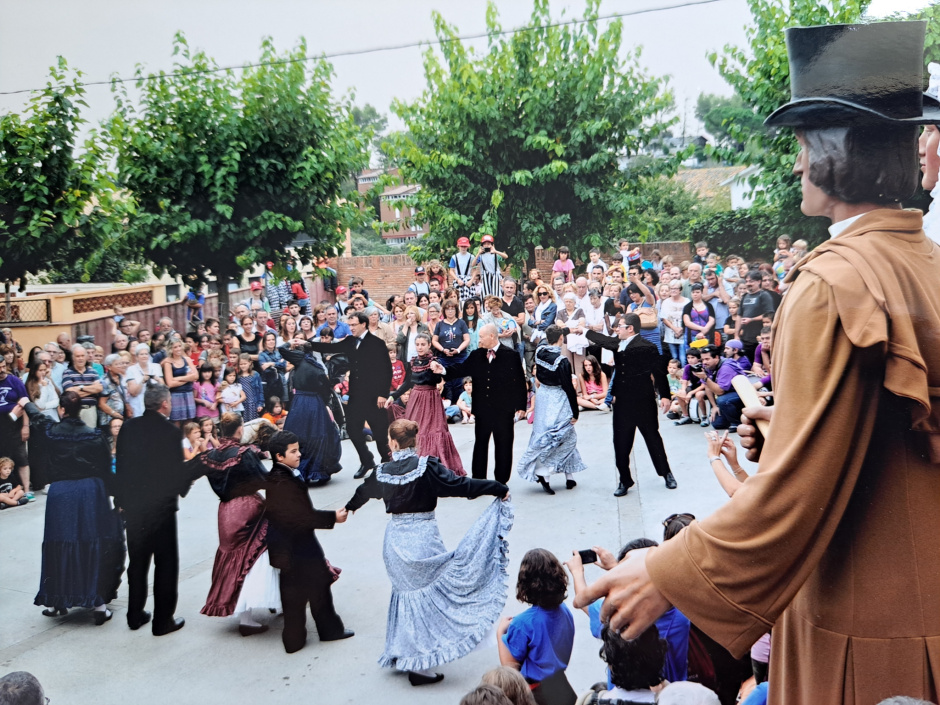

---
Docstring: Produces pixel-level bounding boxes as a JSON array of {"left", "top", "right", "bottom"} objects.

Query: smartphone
[{"left": 578, "top": 549, "right": 598, "bottom": 564}]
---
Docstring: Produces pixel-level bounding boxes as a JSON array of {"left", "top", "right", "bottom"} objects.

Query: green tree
[
  {"left": 707, "top": 0, "right": 870, "bottom": 244},
  {"left": 391, "top": 0, "right": 678, "bottom": 270},
  {"left": 613, "top": 175, "right": 712, "bottom": 243},
  {"left": 351, "top": 103, "right": 389, "bottom": 165},
  {"left": 0, "top": 58, "right": 127, "bottom": 302},
  {"left": 695, "top": 93, "right": 765, "bottom": 151},
  {"left": 109, "top": 34, "right": 371, "bottom": 315}
]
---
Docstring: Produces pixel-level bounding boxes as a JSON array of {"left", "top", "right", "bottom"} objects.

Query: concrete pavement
[{"left": 0, "top": 408, "right": 752, "bottom": 704}]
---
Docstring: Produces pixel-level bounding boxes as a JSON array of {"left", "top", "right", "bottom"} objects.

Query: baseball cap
[
  {"left": 725, "top": 339, "right": 744, "bottom": 350},
  {"left": 481, "top": 234, "right": 494, "bottom": 243},
  {"left": 457, "top": 237, "right": 470, "bottom": 247},
  {"left": 250, "top": 281, "right": 263, "bottom": 291},
  {"left": 415, "top": 266, "right": 426, "bottom": 273},
  {"left": 335, "top": 286, "right": 347, "bottom": 295}
]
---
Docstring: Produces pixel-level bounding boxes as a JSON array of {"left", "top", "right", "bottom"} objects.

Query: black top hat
[{"left": 765, "top": 21, "right": 940, "bottom": 127}]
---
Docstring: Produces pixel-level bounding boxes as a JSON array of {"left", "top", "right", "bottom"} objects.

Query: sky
[{"left": 0, "top": 0, "right": 934, "bottom": 144}]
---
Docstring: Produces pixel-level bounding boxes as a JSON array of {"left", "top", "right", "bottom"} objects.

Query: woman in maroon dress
[{"left": 384, "top": 333, "right": 465, "bottom": 476}]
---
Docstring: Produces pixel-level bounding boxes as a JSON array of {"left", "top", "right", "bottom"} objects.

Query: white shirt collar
[
  {"left": 828, "top": 212, "right": 867, "bottom": 239},
  {"left": 618, "top": 333, "right": 637, "bottom": 350}
]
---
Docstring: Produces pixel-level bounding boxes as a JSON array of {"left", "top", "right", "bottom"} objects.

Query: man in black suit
[
  {"left": 586, "top": 313, "right": 677, "bottom": 496},
  {"left": 114, "top": 385, "right": 191, "bottom": 635},
  {"left": 265, "top": 431, "right": 352, "bottom": 653},
  {"left": 307, "top": 311, "right": 392, "bottom": 478},
  {"left": 432, "top": 323, "right": 527, "bottom": 483}
]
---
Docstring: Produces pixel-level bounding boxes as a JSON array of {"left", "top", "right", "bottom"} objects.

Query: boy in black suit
[{"left": 265, "top": 431, "right": 353, "bottom": 653}]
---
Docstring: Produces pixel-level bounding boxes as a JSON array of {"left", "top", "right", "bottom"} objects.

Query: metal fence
[{"left": 0, "top": 297, "right": 51, "bottom": 324}]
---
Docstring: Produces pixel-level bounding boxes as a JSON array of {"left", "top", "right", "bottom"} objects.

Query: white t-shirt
[
  {"left": 125, "top": 362, "right": 164, "bottom": 417},
  {"left": 659, "top": 297, "right": 689, "bottom": 344}
]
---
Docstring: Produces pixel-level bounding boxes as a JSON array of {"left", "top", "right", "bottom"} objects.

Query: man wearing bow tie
[{"left": 431, "top": 323, "right": 526, "bottom": 483}]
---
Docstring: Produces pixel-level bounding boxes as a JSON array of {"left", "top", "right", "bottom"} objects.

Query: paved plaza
[{"left": 0, "top": 409, "right": 749, "bottom": 704}]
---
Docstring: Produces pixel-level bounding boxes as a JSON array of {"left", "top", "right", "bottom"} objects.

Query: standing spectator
[
  {"left": 703, "top": 269, "right": 733, "bottom": 341},
  {"left": 396, "top": 306, "right": 429, "bottom": 363},
  {"left": 426, "top": 260, "right": 448, "bottom": 290},
  {"left": 236, "top": 316, "right": 261, "bottom": 364},
  {"left": 288, "top": 273, "right": 310, "bottom": 315},
  {"left": 307, "top": 311, "right": 393, "bottom": 479},
  {"left": 482, "top": 296, "right": 519, "bottom": 350},
  {"left": 236, "top": 353, "right": 264, "bottom": 422},
  {"left": 162, "top": 339, "right": 198, "bottom": 426},
  {"left": 432, "top": 300, "right": 470, "bottom": 403},
  {"left": 624, "top": 274, "right": 662, "bottom": 353},
  {"left": 532, "top": 285, "right": 558, "bottom": 333},
  {"left": 22, "top": 391, "right": 124, "bottom": 624},
  {"left": 265, "top": 272, "right": 291, "bottom": 314},
  {"left": 738, "top": 271, "right": 774, "bottom": 363},
  {"left": 318, "top": 307, "right": 351, "bottom": 341},
  {"left": 408, "top": 266, "right": 432, "bottom": 297},
  {"left": 0, "top": 357, "right": 32, "bottom": 500},
  {"left": 681, "top": 262, "right": 705, "bottom": 299},
  {"left": 25, "top": 356, "right": 59, "bottom": 422},
  {"left": 462, "top": 299, "right": 482, "bottom": 352},
  {"left": 157, "top": 317, "right": 177, "bottom": 340},
  {"left": 115, "top": 385, "right": 191, "bottom": 635},
  {"left": 366, "top": 307, "right": 396, "bottom": 347},
  {"left": 44, "top": 342, "right": 67, "bottom": 392},
  {"left": 476, "top": 234, "right": 507, "bottom": 297},
  {"left": 258, "top": 331, "right": 286, "bottom": 401},
  {"left": 659, "top": 281, "right": 689, "bottom": 362},
  {"left": 587, "top": 248, "right": 607, "bottom": 276},
  {"left": 552, "top": 246, "right": 575, "bottom": 283},
  {"left": 500, "top": 278, "right": 526, "bottom": 360},
  {"left": 682, "top": 284, "right": 716, "bottom": 347},
  {"left": 432, "top": 324, "right": 527, "bottom": 483},
  {"left": 450, "top": 236, "right": 476, "bottom": 302},
  {"left": 98, "top": 354, "right": 131, "bottom": 431},
  {"left": 61, "top": 344, "right": 102, "bottom": 429},
  {"left": 760, "top": 271, "right": 782, "bottom": 311},
  {"left": 557, "top": 292, "right": 587, "bottom": 375},
  {"left": 193, "top": 364, "right": 220, "bottom": 424},
  {"left": 125, "top": 346, "right": 163, "bottom": 419}
]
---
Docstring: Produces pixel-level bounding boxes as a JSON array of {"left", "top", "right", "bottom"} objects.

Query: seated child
[
  {"left": 457, "top": 377, "right": 474, "bottom": 424},
  {"left": 498, "top": 549, "right": 575, "bottom": 705},
  {"left": 263, "top": 396, "right": 288, "bottom": 428},
  {"left": 182, "top": 421, "right": 206, "bottom": 461},
  {"left": 666, "top": 359, "right": 683, "bottom": 419},
  {"left": 0, "top": 457, "right": 26, "bottom": 509}
]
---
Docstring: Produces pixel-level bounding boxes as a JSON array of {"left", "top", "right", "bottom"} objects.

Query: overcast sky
[{"left": 0, "top": 0, "right": 932, "bottom": 142}]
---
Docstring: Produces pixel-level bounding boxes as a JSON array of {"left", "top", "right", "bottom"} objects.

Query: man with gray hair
[
  {"left": 115, "top": 384, "right": 190, "bottom": 636},
  {"left": 44, "top": 342, "right": 66, "bottom": 392},
  {"left": 0, "top": 671, "right": 45, "bottom": 705}
]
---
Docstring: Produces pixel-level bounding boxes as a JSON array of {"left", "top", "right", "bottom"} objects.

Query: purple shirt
[
  {"left": 0, "top": 373, "right": 28, "bottom": 415},
  {"left": 712, "top": 357, "right": 747, "bottom": 392}
]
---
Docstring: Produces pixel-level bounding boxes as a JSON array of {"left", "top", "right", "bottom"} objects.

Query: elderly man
[
  {"left": 574, "top": 276, "right": 591, "bottom": 312},
  {"left": 577, "top": 21, "right": 940, "bottom": 703},
  {"left": 99, "top": 353, "right": 131, "bottom": 427},
  {"left": 56, "top": 331, "right": 72, "bottom": 364},
  {"left": 44, "top": 342, "right": 67, "bottom": 392},
  {"left": 61, "top": 345, "right": 103, "bottom": 428},
  {"left": 703, "top": 268, "right": 733, "bottom": 334},
  {"left": 681, "top": 262, "right": 703, "bottom": 299},
  {"left": 432, "top": 323, "right": 526, "bottom": 483}
]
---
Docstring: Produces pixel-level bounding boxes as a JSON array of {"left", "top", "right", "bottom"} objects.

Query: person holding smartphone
[{"left": 475, "top": 234, "right": 508, "bottom": 298}]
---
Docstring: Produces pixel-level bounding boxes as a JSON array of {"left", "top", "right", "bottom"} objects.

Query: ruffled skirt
[
  {"left": 201, "top": 494, "right": 275, "bottom": 617},
  {"left": 517, "top": 384, "right": 586, "bottom": 481},
  {"left": 34, "top": 478, "right": 126, "bottom": 610},
  {"left": 284, "top": 391, "right": 342, "bottom": 484},
  {"left": 404, "top": 385, "right": 465, "bottom": 476},
  {"left": 379, "top": 499, "right": 513, "bottom": 671}
]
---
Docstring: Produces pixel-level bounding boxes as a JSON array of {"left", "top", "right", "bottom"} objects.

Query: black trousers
[
  {"left": 279, "top": 559, "right": 345, "bottom": 654},
  {"left": 345, "top": 399, "right": 390, "bottom": 468},
  {"left": 612, "top": 402, "right": 671, "bottom": 487},
  {"left": 472, "top": 410, "right": 515, "bottom": 484},
  {"left": 124, "top": 511, "right": 179, "bottom": 628}
]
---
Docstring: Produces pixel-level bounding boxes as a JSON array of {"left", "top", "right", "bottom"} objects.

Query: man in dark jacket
[
  {"left": 587, "top": 313, "right": 676, "bottom": 496},
  {"left": 307, "top": 311, "right": 393, "bottom": 478},
  {"left": 114, "top": 385, "right": 191, "bottom": 635},
  {"left": 432, "top": 323, "right": 527, "bottom": 483},
  {"left": 265, "top": 431, "right": 352, "bottom": 653}
]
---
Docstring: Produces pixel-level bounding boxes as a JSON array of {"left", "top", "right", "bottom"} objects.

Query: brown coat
[{"left": 647, "top": 209, "right": 940, "bottom": 704}]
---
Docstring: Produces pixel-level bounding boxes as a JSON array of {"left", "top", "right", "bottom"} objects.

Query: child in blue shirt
[
  {"left": 456, "top": 377, "right": 474, "bottom": 424},
  {"left": 498, "top": 548, "right": 575, "bottom": 704}
]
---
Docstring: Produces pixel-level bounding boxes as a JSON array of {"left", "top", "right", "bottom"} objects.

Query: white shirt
[
  {"left": 618, "top": 333, "right": 638, "bottom": 352},
  {"left": 828, "top": 212, "right": 867, "bottom": 239}
]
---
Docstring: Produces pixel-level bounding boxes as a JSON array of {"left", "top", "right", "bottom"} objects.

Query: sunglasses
[
  {"left": 662, "top": 512, "right": 695, "bottom": 527},
  {"left": 538, "top": 291, "right": 549, "bottom": 296}
]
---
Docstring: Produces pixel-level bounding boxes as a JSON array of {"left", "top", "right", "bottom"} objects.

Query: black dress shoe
[
  {"left": 353, "top": 465, "right": 374, "bottom": 480},
  {"left": 537, "top": 477, "right": 555, "bottom": 495},
  {"left": 238, "top": 623, "right": 269, "bottom": 637},
  {"left": 613, "top": 483, "right": 630, "bottom": 497},
  {"left": 320, "top": 628, "right": 355, "bottom": 642},
  {"left": 664, "top": 472, "right": 678, "bottom": 490},
  {"left": 152, "top": 617, "right": 185, "bottom": 636},
  {"left": 94, "top": 608, "right": 113, "bottom": 626},
  {"left": 128, "top": 611, "right": 152, "bottom": 630},
  {"left": 408, "top": 672, "right": 445, "bottom": 686},
  {"left": 566, "top": 479, "right": 577, "bottom": 490},
  {"left": 42, "top": 607, "right": 68, "bottom": 617}
]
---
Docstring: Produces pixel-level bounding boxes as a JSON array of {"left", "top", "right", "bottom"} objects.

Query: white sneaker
[{"left": 597, "top": 403, "right": 610, "bottom": 412}]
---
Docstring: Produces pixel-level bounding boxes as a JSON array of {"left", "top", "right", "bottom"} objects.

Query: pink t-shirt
[
  {"left": 552, "top": 258, "right": 575, "bottom": 282},
  {"left": 194, "top": 381, "right": 218, "bottom": 419}
]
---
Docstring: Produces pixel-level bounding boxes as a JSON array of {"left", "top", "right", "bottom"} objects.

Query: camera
[{"left": 691, "top": 363, "right": 703, "bottom": 373}]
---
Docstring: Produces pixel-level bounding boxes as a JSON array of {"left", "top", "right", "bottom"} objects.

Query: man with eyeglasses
[
  {"left": 44, "top": 343, "right": 67, "bottom": 393},
  {"left": 586, "top": 313, "right": 676, "bottom": 496}
]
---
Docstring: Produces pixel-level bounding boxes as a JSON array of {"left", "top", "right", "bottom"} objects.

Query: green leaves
[{"left": 391, "top": 0, "right": 680, "bottom": 267}]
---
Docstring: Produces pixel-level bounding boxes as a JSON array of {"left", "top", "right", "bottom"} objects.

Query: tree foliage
[
  {"left": 695, "top": 93, "right": 765, "bottom": 152},
  {"left": 351, "top": 103, "right": 389, "bottom": 166},
  {"left": 0, "top": 58, "right": 127, "bottom": 289},
  {"left": 613, "top": 175, "right": 713, "bottom": 243},
  {"left": 391, "top": 0, "right": 679, "bottom": 269},
  {"left": 109, "top": 34, "right": 372, "bottom": 313},
  {"left": 706, "top": 0, "right": 870, "bottom": 242}
]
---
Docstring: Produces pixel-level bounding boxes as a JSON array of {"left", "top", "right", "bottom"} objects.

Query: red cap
[
  {"left": 481, "top": 234, "right": 494, "bottom": 243},
  {"left": 336, "top": 286, "right": 347, "bottom": 294},
  {"left": 457, "top": 237, "right": 471, "bottom": 247},
  {"left": 250, "top": 281, "right": 263, "bottom": 290}
]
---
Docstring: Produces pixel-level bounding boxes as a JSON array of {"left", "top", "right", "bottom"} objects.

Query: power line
[{"left": 0, "top": 0, "right": 723, "bottom": 97}]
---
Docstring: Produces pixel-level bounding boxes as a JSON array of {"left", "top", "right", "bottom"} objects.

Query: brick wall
[{"left": 335, "top": 242, "right": 691, "bottom": 304}]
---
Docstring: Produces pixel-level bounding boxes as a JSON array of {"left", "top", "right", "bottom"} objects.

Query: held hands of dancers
[
  {"left": 335, "top": 508, "right": 349, "bottom": 523},
  {"left": 429, "top": 360, "right": 445, "bottom": 375},
  {"left": 572, "top": 546, "right": 672, "bottom": 640}
]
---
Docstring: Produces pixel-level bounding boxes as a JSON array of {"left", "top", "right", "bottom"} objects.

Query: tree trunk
[
  {"left": 216, "top": 273, "right": 231, "bottom": 323},
  {"left": 524, "top": 249, "right": 536, "bottom": 280},
  {"left": 3, "top": 281, "right": 10, "bottom": 323}
]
